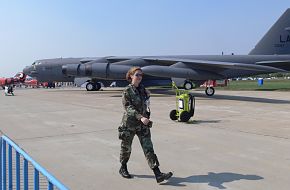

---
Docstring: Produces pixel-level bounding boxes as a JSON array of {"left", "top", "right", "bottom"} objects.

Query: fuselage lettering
[{"left": 279, "top": 35, "right": 290, "bottom": 43}]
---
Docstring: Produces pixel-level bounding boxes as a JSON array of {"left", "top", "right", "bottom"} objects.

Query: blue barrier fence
[{"left": 1, "top": 135, "right": 69, "bottom": 190}]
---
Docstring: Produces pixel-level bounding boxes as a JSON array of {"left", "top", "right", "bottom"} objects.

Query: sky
[{"left": 0, "top": 0, "right": 289, "bottom": 77}]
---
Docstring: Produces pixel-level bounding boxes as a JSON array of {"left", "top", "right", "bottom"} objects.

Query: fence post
[
  {"left": 34, "top": 168, "right": 39, "bottom": 190},
  {"left": 2, "top": 140, "right": 6, "bottom": 190},
  {"left": 24, "top": 158, "right": 28, "bottom": 190},
  {"left": 8, "top": 145, "right": 12, "bottom": 190},
  {"left": 0, "top": 137, "right": 2, "bottom": 190},
  {"left": 48, "top": 181, "right": 54, "bottom": 190},
  {"left": 16, "top": 151, "right": 20, "bottom": 190}
]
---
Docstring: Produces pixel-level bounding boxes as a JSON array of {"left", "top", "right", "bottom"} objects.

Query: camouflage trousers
[{"left": 118, "top": 125, "right": 159, "bottom": 169}]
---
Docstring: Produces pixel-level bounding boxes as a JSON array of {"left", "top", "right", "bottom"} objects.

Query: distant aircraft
[
  {"left": 0, "top": 72, "right": 26, "bottom": 89},
  {"left": 24, "top": 9, "right": 290, "bottom": 96},
  {"left": 24, "top": 76, "right": 40, "bottom": 88}
]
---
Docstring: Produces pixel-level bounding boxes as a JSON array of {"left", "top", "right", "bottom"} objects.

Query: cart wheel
[
  {"left": 189, "top": 110, "right": 194, "bottom": 117},
  {"left": 189, "top": 94, "right": 195, "bottom": 117},
  {"left": 169, "top": 110, "right": 178, "bottom": 120},
  {"left": 180, "top": 111, "right": 191, "bottom": 122}
]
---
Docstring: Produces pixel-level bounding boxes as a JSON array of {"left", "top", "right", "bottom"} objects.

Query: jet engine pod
[
  {"left": 107, "top": 64, "right": 131, "bottom": 79},
  {"left": 90, "top": 63, "right": 131, "bottom": 79},
  {"left": 63, "top": 62, "right": 132, "bottom": 79},
  {"left": 90, "top": 63, "right": 109, "bottom": 79}
]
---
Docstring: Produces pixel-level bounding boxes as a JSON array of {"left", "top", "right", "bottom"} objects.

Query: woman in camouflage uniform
[{"left": 118, "top": 67, "right": 172, "bottom": 183}]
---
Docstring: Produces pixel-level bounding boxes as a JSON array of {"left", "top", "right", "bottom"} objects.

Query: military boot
[
  {"left": 153, "top": 167, "right": 173, "bottom": 183},
  {"left": 119, "top": 164, "right": 132, "bottom": 179}
]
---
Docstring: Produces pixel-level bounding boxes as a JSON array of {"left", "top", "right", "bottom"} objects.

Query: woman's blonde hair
[{"left": 126, "top": 67, "right": 142, "bottom": 82}]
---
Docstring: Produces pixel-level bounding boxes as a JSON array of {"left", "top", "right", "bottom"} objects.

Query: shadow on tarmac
[
  {"left": 150, "top": 88, "right": 290, "bottom": 104},
  {"left": 134, "top": 172, "right": 263, "bottom": 189},
  {"left": 186, "top": 120, "right": 221, "bottom": 124},
  {"left": 201, "top": 94, "right": 290, "bottom": 104},
  {"left": 45, "top": 88, "right": 290, "bottom": 104}
]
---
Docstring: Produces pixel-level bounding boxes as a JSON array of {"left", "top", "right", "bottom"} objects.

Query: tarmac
[{"left": 0, "top": 87, "right": 290, "bottom": 190}]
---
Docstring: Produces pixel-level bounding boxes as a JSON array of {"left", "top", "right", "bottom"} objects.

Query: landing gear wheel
[
  {"left": 169, "top": 110, "right": 178, "bottom": 120},
  {"left": 183, "top": 81, "right": 193, "bottom": 90},
  {"left": 94, "top": 82, "right": 101, "bottom": 91},
  {"left": 179, "top": 111, "right": 191, "bottom": 122},
  {"left": 205, "top": 87, "right": 215, "bottom": 96},
  {"left": 86, "top": 82, "right": 94, "bottom": 91}
]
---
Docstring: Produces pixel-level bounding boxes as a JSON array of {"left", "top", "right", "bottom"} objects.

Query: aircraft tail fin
[
  {"left": 14, "top": 72, "right": 26, "bottom": 82},
  {"left": 249, "top": 9, "right": 290, "bottom": 55}
]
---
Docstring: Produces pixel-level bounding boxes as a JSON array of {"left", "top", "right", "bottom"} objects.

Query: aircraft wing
[
  {"left": 140, "top": 57, "right": 287, "bottom": 80},
  {"left": 143, "top": 57, "right": 286, "bottom": 73},
  {"left": 106, "top": 56, "right": 134, "bottom": 63},
  {"left": 80, "top": 58, "right": 98, "bottom": 64},
  {"left": 256, "top": 60, "right": 290, "bottom": 70}
]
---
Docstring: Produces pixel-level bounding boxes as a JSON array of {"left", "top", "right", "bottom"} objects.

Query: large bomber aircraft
[
  {"left": 23, "top": 57, "right": 172, "bottom": 91},
  {"left": 24, "top": 9, "right": 290, "bottom": 96}
]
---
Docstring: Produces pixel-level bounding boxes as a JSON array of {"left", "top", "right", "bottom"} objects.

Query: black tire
[
  {"left": 86, "top": 82, "right": 94, "bottom": 91},
  {"left": 189, "top": 94, "right": 195, "bottom": 117},
  {"left": 180, "top": 111, "right": 191, "bottom": 122},
  {"left": 94, "top": 82, "right": 101, "bottom": 91},
  {"left": 205, "top": 87, "right": 215, "bottom": 96},
  {"left": 169, "top": 110, "right": 178, "bottom": 120},
  {"left": 183, "top": 81, "right": 193, "bottom": 90},
  {"left": 189, "top": 110, "right": 194, "bottom": 117}
]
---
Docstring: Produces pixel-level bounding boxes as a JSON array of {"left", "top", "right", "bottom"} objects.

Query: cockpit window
[{"left": 32, "top": 61, "right": 42, "bottom": 65}]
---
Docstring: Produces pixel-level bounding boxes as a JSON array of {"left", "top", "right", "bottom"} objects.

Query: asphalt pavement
[{"left": 0, "top": 87, "right": 289, "bottom": 190}]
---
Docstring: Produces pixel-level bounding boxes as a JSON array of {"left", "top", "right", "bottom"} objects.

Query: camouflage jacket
[{"left": 121, "top": 84, "right": 149, "bottom": 129}]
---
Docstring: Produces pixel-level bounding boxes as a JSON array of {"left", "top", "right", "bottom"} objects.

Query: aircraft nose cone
[
  {"left": 23, "top": 66, "right": 31, "bottom": 75},
  {"left": 23, "top": 66, "right": 38, "bottom": 77}
]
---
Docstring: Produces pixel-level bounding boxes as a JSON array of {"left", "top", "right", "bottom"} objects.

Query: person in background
[
  {"left": 8, "top": 86, "right": 14, "bottom": 96},
  {"left": 4, "top": 86, "right": 8, "bottom": 96}
]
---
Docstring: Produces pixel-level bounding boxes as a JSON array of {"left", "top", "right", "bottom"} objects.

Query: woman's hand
[
  {"left": 141, "top": 117, "right": 150, "bottom": 125},
  {"left": 145, "top": 89, "right": 151, "bottom": 97}
]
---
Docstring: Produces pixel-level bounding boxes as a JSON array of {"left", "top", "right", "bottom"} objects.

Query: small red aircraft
[
  {"left": 0, "top": 72, "right": 27, "bottom": 89},
  {"left": 24, "top": 77, "right": 39, "bottom": 88}
]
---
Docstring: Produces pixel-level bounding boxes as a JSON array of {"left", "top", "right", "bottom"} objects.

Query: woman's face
[{"left": 131, "top": 70, "right": 143, "bottom": 85}]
